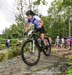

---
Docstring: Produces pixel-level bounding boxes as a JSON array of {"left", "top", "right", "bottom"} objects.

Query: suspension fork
[
  {"left": 33, "top": 39, "right": 35, "bottom": 53},
  {"left": 30, "top": 38, "right": 35, "bottom": 53}
]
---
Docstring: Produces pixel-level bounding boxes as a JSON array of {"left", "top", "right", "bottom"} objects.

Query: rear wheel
[
  {"left": 43, "top": 38, "right": 51, "bottom": 56},
  {"left": 21, "top": 39, "right": 40, "bottom": 66}
]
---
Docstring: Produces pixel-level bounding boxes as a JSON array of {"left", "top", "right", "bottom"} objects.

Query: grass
[
  {"left": 0, "top": 44, "right": 21, "bottom": 62},
  {"left": 67, "top": 66, "right": 72, "bottom": 75},
  {"left": 0, "top": 44, "right": 6, "bottom": 50}
]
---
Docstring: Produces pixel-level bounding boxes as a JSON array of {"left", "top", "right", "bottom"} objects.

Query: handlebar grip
[{"left": 24, "top": 32, "right": 27, "bottom": 35}]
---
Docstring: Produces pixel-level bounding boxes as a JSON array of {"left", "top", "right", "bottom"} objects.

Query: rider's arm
[
  {"left": 24, "top": 24, "right": 30, "bottom": 32},
  {"left": 24, "top": 18, "right": 31, "bottom": 33},
  {"left": 39, "top": 19, "right": 44, "bottom": 28},
  {"left": 34, "top": 15, "right": 44, "bottom": 28}
]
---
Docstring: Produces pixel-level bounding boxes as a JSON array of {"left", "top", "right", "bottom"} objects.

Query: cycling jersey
[
  {"left": 70, "top": 38, "right": 72, "bottom": 45},
  {"left": 26, "top": 15, "right": 41, "bottom": 29}
]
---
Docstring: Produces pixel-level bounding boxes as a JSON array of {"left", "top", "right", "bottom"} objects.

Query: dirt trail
[{"left": 0, "top": 51, "right": 67, "bottom": 75}]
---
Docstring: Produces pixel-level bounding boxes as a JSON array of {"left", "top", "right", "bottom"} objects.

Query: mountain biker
[{"left": 24, "top": 10, "right": 48, "bottom": 47}]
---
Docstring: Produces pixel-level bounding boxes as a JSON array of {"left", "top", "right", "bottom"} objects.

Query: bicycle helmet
[{"left": 26, "top": 10, "right": 35, "bottom": 16}]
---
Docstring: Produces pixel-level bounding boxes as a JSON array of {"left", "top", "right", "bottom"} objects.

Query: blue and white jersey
[
  {"left": 26, "top": 15, "right": 41, "bottom": 29},
  {"left": 70, "top": 38, "right": 72, "bottom": 44}
]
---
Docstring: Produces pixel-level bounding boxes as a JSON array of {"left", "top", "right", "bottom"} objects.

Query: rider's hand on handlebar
[{"left": 24, "top": 32, "right": 27, "bottom": 35}]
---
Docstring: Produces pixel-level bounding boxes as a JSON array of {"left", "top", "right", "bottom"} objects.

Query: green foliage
[
  {"left": 67, "top": 66, "right": 72, "bottom": 75},
  {"left": 41, "top": 16, "right": 69, "bottom": 38},
  {"left": 33, "top": 0, "right": 47, "bottom": 5},
  {"left": 63, "top": 0, "right": 72, "bottom": 7},
  {"left": 0, "top": 53, "right": 5, "bottom": 62},
  {"left": 0, "top": 44, "right": 6, "bottom": 50},
  {"left": 0, "top": 37, "right": 6, "bottom": 44},
  {"left": 48, "top": 0, "right": 72, "bottom": 38},
  {"left": 41, "top": 16, "right": 52, "bottom": 36},
  {"left": 0, "top": 39, "right": 22, "bottom": 61},
  {"left": 3, "top": 24, "right": 24, "bottom": 39},
  {"left": 8, "top": 47, "right": 20, "bottom": 59},
  {"left": 1, "top": 0, "right": 72, "bottom": 40},
  {"left": 0, "top": 45, "right": 21, "bottom": 61}
]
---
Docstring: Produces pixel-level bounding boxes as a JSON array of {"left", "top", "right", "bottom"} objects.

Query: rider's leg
[
  {"left": 36, "top": 26, "right": 48, "bottom": 46},
  {"left": 40, "top": 33, "right": 48, "bottom": 46}
]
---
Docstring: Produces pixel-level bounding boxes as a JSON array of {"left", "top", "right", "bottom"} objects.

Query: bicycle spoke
[{"left": 22, "top": 40, "right": 40, "bottom": 64}]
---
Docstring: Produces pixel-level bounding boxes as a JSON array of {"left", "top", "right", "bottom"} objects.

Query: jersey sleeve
[
  {"left": 25, "top": 18, "right": 30, "bottom": 24},
  {"left": 33, "top": 15, "right": 41, "bottom": 21}
]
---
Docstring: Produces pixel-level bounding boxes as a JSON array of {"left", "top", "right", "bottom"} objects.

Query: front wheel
[
  {"left": 21, "top": 39, "right": 40, "bottom": 66},
  {"left": 43, "top": 38, "right": 51, "bottom": 56}
]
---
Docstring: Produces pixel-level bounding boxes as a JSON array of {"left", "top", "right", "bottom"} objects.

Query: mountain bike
[{"left": 21, "top": 29, "right": 51, "bottom": 66}]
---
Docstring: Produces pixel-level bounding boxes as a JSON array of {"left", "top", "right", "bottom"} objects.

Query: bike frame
[{"left": 24, "top": 30, "right": 44, "bottom": 52}]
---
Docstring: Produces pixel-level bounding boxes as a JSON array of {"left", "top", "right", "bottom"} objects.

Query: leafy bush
[
  {"left": 68, "top": 55, "right": 72, "bottom": 60},
  {"left": 67, "top": 66, "right": 72, "bottom": 75},
  {"left": 7, "top": 49, "right": 14, "bottom": 59},
  {"left": 10, "top": 39, "right": 17, "bottom": 45},
  {"left": 0, "top": 44, "right": 6, "bottom": 50},
  {"left": 8, "top": 46, "right": 21, "bottom": 59},
  {"left": 0, "top": 38, "right": 6, "bottom": 44},
  {"left": 0, "top": 53, "right": 5, "bottom": 62},
  {"left": 0, "top": 45, "right": 21, "bottom": 61}
]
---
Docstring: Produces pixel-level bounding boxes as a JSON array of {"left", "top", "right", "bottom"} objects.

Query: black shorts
[{"left": 35, "top": 26, "right": 45, "bottom": 34}]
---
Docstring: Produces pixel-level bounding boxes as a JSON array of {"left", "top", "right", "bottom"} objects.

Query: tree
[
  {"left": 48, "top": 0, "right": 72, "bottom": 38},
  {"left": 2, "top": 0, "right": 47, "bottom": 39}
]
